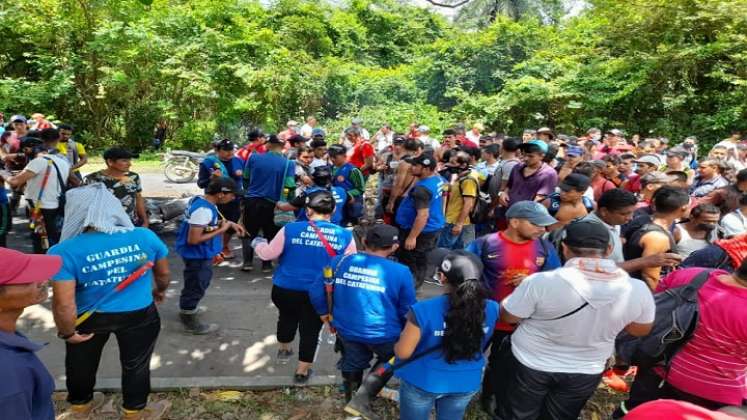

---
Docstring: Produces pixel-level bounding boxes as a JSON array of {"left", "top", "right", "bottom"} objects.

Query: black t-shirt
[{"left": 410, "top": 185, "right": 433, "bottom": 210}]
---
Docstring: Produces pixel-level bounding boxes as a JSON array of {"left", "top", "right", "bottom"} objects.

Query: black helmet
[{"left": 306, "top": 190, "right": 335, "bottom": 215}]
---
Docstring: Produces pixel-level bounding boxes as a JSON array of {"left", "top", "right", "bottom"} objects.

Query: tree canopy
[{"left": 0, "top": 0, "right": 745, "bottom": 151}]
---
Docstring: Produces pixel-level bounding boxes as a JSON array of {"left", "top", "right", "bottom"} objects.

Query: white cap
[{"left": 417, "top": 125, "right": 430, "bottom": 133}]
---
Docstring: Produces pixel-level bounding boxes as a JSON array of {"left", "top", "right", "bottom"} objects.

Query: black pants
[
  {"left": 241, "top": 197, "right": 279, "bottom": 264},
  {"left": 482, "top": 330, "right": 513, "bottom": 412},
  {"left": 497, "top": 353, "right": 602, "bottom": 420},
  {"left": 179, "top": 258, "right": 213, "bottom": 311},
  {"left": 66, "top": 304, "right": 160, "bottom": 410},
  {"left": 30, "top": 206, "right": 62, "bottom": 254},
  {"left": 271, "top": 285, "right": 323, "bottom": 363},
  {"left": 0, "top": 202, "right": 10, "bottom": 247},
  {"left": 613, "top": 365, "right": 731, "bottom": 417},
  {"left": 396, "top": 229, "right": 439, "bottom": 288}
]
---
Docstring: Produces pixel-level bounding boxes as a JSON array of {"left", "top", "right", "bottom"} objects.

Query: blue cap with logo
[{"left": 518, "top": 139, "right": 549, "bottom": 154}]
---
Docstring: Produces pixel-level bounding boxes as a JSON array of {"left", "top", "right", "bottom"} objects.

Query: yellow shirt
[
  {"left": 56, "top": 142, "right": 87, "bottom": 159},
  {"left": 445, "top": 170, "right": 480, "bottom": 225}
]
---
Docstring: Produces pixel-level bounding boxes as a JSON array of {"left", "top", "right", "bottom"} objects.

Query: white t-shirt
[
  {"left": 24, "top": 154, "right": 71, "bottom": 209},
  {"left": 188, "top": 207, "right": 213, "bottom": 226},
  {"left": 504, "top": 258, "right": 655, "bottom": 374}
]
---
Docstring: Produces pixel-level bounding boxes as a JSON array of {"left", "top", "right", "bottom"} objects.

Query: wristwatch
[{"left": 57, "top": 331, "right": 75, "bottom": 340}]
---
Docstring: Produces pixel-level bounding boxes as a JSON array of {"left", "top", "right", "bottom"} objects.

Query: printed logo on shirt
[
  {"left": 337, "top": 175, "right": 345, "bottom": 183},
  {"left": 290, "top": 225, "right": 344, "bottom": 251},
  {"left": 334, "top": 265, "right": 386, "bottom": 293},
  {"left": 536, "top": 256, "right": 545, "bottom": 267},
  {"left": 81, "top": 244, "right": 148, "bottom": 285}
]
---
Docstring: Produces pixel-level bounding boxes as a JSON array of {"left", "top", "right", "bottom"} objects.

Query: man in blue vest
[
  {"left": 395, "top": 153, "right": 446, "bottom": 288},
  {"left": 310, "top": 223, "right": 416, "bottom": 402},
  {"left": 328, "top": 144, "right": 366, "bottom": 226},
  {"left": 277, "top": 167, "right": 346, "bottom": 226},
  {"left": 198, "top": 139, "right": 244, "bottom": 259},
  {"left": 241, "top": 134, "right": 295, "bottom": 272}
]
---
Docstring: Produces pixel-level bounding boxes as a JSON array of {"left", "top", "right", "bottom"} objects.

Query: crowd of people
[{"left": 1, "top": 112, "right": 747, "bottom": 420}]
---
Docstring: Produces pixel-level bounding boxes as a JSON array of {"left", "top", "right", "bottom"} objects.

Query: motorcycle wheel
[{"left": 164, "top": 162, "right": 196, "bottom": 183}]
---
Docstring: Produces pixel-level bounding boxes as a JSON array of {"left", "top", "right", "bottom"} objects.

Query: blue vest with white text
[
  {"left": 396, "top": 295, "right": 498, "bottom": 394},
  {"left": 175, "top": 196, "right": 222, "bottom": 260},
  {"left": 273, "top": 220, "right": 353, "bottom": 292},
  {"left": 395, "top": 175, "right": 446, "bottom": 232}
]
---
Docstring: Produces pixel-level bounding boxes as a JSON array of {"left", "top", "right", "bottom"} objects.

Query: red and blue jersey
[{"left": 467, "top": 231, "right": 561, "bottom": 331}]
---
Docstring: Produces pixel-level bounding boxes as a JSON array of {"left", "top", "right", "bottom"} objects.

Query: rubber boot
[
  {"left": 342, "top": 371, "right": 364, "bottom": 403},
  {"left": 179, "top": 310, "right": 218, "bottom": 335},
  {"left": 345, "top": 362, "right": 393, "bottom": 420}
]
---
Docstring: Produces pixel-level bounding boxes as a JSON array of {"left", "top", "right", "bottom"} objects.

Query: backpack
[
  {"left": 459, "top": 176, "right": 491, "bottom": 225},
  {"left": 614, "top": 269, "right": 712, "bottom": 367}
]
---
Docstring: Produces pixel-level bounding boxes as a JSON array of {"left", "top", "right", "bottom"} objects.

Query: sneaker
[
  {"left": 57, "top": 392, "right": 106, "bottom": 420},
  {"left": 261, "top": 262, "right": 273, "bottom": 273},
  {"left": 241, "top": 262, "right": 253, "bottom": 272},
  {"left": 277, "top": 349, "right": 293, "bottom": 364},
  {"left": 121, "top": 400, "right": 172, "bottom": 420}
]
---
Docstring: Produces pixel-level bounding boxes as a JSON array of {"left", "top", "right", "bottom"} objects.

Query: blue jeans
[
  {"left": 179, "top": 258, "right": 213, "bottom": 310},
  {"left": 338, "top": 336, "right": 395, "bottom": 373},
  {"left": 437, "top": 223, "right": 476, "bottom": 250},
  {"left": 399, "top": 380, "right": 476, "bottom": 420}
]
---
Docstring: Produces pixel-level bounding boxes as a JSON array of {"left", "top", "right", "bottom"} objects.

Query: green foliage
[{"left": 0, "top": 0, "right": 745, "bottom": 151}]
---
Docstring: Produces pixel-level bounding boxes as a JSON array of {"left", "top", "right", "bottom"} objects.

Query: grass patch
[{"left": 54, "top": 384, "right": 624, "bottom": 419}]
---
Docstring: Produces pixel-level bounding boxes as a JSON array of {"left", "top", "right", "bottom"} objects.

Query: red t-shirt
[
  {"left": 349, "top": 141, "right": 374, "bottom": 174},
  {"left": 236, "top": 143, "right": 266, "bottom": 162},
  {"left": 591, "top": 176, "right": 616, "bottom": 202},
  {"left": 625, "top": 173, "right": 641, "bottom": 194}
]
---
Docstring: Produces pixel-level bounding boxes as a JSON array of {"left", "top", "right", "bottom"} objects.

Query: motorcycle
[{"left": 162, "top": 150, "right": 207, "bottom": 183}]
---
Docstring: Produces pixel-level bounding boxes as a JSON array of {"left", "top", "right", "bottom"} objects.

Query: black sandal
[{"left": 293, "top": 369, "right": 313, "bottom": 385}]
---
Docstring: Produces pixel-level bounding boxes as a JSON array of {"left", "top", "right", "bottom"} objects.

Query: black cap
[
  {"left": 312, "top": 167, "right": 332, "bottom": 186},
  {"left": 266, "top": 134, "right": 283, "bottom": 145},
  {"left": 328, "top": 144, "right": 347, "bottom": 156},
  {"left": 206, "top": 177, "right": 240, "bottom": 195},
  {"left": 19, "top": 136, "right": 43, "bottom": 149},
  {"left": 214, "top": 138, "right": 235, "bottom": 150},
  {"left": 365, "top": 224, "right": 399, "bottom": 248},
  {"left": 310, "top": 138, "right": 327, "bottom": 149},
  {"left": 559, "top": 173, "right": 591, "bottom": 192},
  {"left": 393, "top": 135, "right": 406, "bottom": 145},
  {"left": 247, "top": 129, "right": 265, "bottom": 141},
  {"left": 103, "top": 147, "right": 135, "bottom": 161},
  {"left": 562, "top": 219, "right": 610, "bottom": 250},
  {"left": 306, "top": 190, "right": 335, "bottom": 214},
  {"left": 428, "top": 249, "right": 483, "bottom": 283},
  {"left": 288, "top": 134, "right": 307, "bottom": 145},
  {"left": 405, "top": 153, "right": 437, "bottom": 169}
]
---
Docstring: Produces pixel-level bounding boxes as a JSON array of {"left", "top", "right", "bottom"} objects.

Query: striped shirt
[{"left": 657, "top": 268, "right": 747, "bottom": 405}]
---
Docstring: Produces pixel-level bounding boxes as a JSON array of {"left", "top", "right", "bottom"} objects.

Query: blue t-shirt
[
  {"left": 0, "top": 332, "right": 54, "bottom": 420},
  {"left": 310, "top": 253, "right": 416, "bottom": 344},
  {"left": 197, "top": 156, "right": 244, "bottom": 194},
  {"left": 175, "top": 196, "right": 222, "bottom": 260},
  {"left": 0, "top": 185, "right": 7, "bottom": 204},
  {"left": 49, "top": 228, "right": 168, "bottom": 315},
  {"left": 396, "top": 295, "right": 499, "bottom": 394},
  {"left": 243, "top": 151, "right": 295, "bottom": 202}
]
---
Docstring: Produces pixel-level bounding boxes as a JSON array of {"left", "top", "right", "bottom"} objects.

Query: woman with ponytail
[{"left": 394, "top": 250, "right": 499, "bottom": 419}]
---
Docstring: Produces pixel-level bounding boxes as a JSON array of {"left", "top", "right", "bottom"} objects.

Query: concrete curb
[{"left": 55, "top": 375, "right": 341, "bottom": 392}]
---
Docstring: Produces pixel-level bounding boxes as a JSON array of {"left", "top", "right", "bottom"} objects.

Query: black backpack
[
  {"left": 459, "top": 176, "right": 491, "bottom": 225},
  {"left": 615, "top": 269, "right": 712, "bottom": 367}
]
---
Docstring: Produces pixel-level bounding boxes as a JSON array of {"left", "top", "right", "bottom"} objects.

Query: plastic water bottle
[{"left": 325, "top": 326, "right": 337, "bottom": 345}]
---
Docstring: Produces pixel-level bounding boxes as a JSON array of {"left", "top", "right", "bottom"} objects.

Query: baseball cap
[
  {"left": 565, "top": 145, "right": 584, "bottom": 157},
  {"left": 288, "top": 134, "right": 307, "bottom": 145},
  {"left": 405, "top": 153, "right": 437, "bottom": 169},
  {"left": 103, "top": 147, "right": 135, "bottom": 161},
  {"left": 287, "top": 120, "right": 298, "bottom": 127},
  {"left": 393, "top": 135, "right": 406, "bottom": 145},
  {"left": 0, "top": 248, "right": 62, "bottom": 286},
  {"left": 666, "top": 147, "right": 688, "bottom": 159},
  {"left": 518, "top": 139, "right": 549, "bottom": 154},
  {"left": 19, "top": 136, "right": 43, "bottom": 149},
  {"left": 327, "top": 144, "right": 347, "bottom": 156},
  {"left": 635, "top": 154, "right": 662, "bottom": 167},
  {"left": 417, "top": 125, "right": 430, "bottom": 133},
  {"left": 536, "top": 127, "right": 555, "bottom": 139},
  {"left": 214, "top": 138, "right": 235, "bottom": 150},
  {"left": 505, "top": 201, "right": 558, "bottom": 226},
  {"left": 311, "top": 128, "right": 326, "bottom": 138},
  {"left": 641, "top": 172, "right": 676, "bottom": 186},
  {"left": 266, "top": 134, "right": 283, "bottom": 145},
  {"left": 559, "top": 173, "right": 591, "bottom": 192},
  {"left": 365, "top": 224, "right": 399, "bottom": 248},
  {"left": 428, "top": 249, "right": 483, "bottom": 283},
  {"left": 206, "top": 177, "right": 240, "bottom": 195},
  {"left": 247, "top": 129, "right": 265, "bottom": 141},
  {"left": 563, "top": 219, "right": 610, "bottom": 250},
  {"left": 606, "top": 128, "right": 624, "bottom": 137},
  {"left": 10, "top": 115, "right": 27, "bottom": 124}
]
